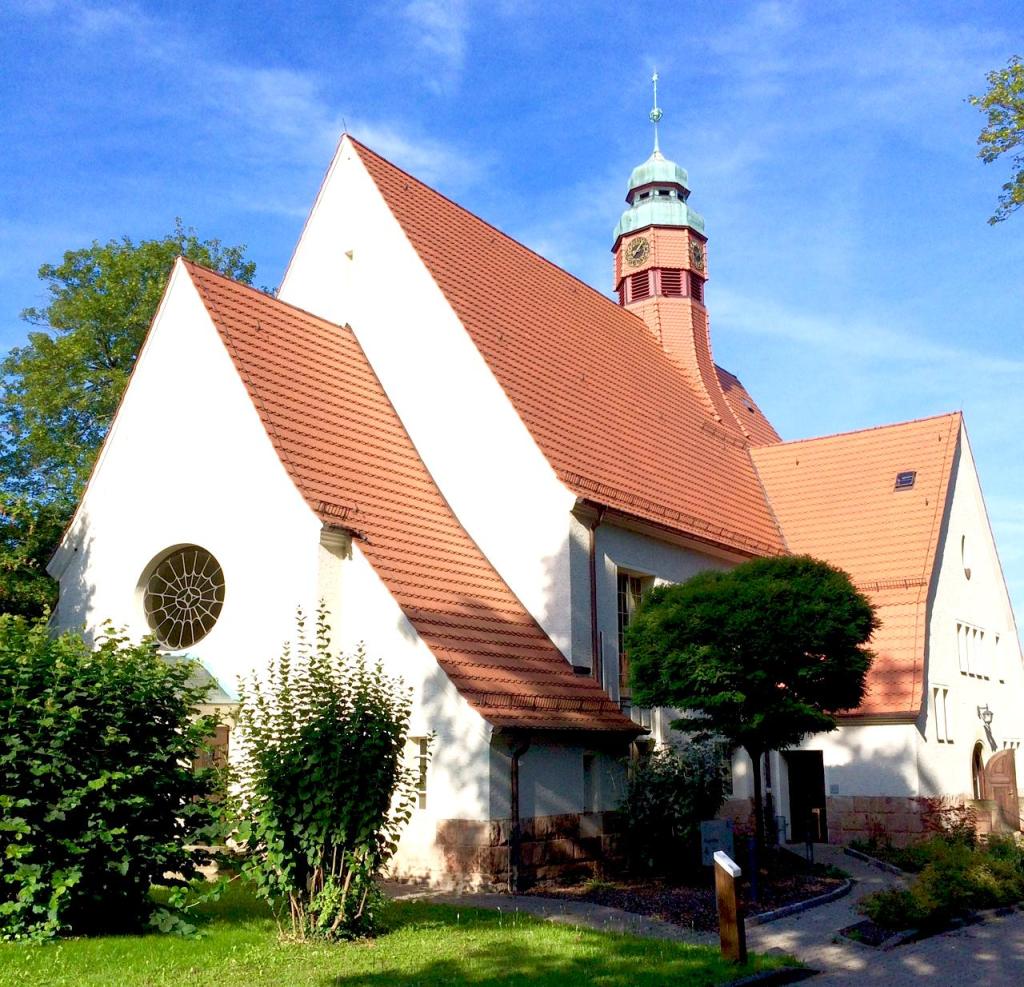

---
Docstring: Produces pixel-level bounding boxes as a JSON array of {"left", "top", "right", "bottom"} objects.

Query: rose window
[{"left": 143, "top": 546, "right": 225, "bottom": 649}]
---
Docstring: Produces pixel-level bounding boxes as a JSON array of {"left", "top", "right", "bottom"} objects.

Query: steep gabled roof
[
  {"left": 183, "top": 261, "right": 638, "bottom": 735},
  {"left": 350, "top": 139, "right": 784, "bottom": 558},
  {"left": 752, "top": 413, "right": 961, "bottom": 717}
]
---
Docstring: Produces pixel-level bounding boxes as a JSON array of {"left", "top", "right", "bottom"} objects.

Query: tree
[
  {"left": 0, "top": 494, "right": 66, "bottom": 618},
  {"left": 0, "top": 221, "right": 255, "bottom": 504},
  {"left": 0, "top": 615, "right": 217, "bottom": 939},
  {"left": 969, "top": 56, "right": 1024, "bottom": 224},
  {"left": 624, "top": 555, "right": 877, "bottom": 855}
]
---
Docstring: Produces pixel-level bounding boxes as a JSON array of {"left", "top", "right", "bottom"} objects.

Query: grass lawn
[{"left": 0, "top": 881, "right": 795, "bottom": 986}]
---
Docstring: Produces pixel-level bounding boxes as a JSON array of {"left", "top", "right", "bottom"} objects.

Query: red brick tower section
[
  {"left": 611, "top": 86, "right": 750, "bottom": 437},
  {"left": 615, "top": 226, "right": 738, "bottom": 428}
]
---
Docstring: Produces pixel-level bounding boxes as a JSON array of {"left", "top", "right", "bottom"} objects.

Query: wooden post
[{"left": 714, "top": 850, "right": 747, "bottom": 965}]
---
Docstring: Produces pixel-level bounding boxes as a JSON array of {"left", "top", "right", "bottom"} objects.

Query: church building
[{"left": 48, "top": 95, "right": 1023, "bottom": 886}]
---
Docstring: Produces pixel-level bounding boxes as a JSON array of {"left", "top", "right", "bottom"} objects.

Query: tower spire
[{"left": 650, "top": 71, "right": 663, "bottom": 156}]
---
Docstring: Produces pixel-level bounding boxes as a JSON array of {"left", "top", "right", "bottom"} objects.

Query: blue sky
[{"left": 3, "top": 1, "right": 1023, "bottom": 622}]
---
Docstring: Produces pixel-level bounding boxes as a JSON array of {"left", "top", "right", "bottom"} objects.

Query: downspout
[
  {"left": 588, "top": 506, "right": 607, "bottom": 687},
  {"left": 508, "top": 733, "right": 532, "bottom": 894}
]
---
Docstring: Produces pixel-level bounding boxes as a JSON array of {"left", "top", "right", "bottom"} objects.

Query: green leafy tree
[
  {"left": 234, "top": 609, "right": 416, "bottom": 941},
  {"left": 0, "top": 615, "right": 218, "bottom": 940},
  {"left": 969, "top": 56, "right": 1024, "bottom": 224},
  {"left": 624, "top": 555, "right": 877, "bottom": 854},
  {"left": 0, "top": 494, "right": 66, "bottom": 618},
  {"left": 1, "top": 221, "right": 255, "bottom": 503}
]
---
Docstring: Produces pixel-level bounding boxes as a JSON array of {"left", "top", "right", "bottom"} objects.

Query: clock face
[
  {"left": 689, "top": 240, "right": 706, "bottom": 272},
  {"left": 625, "top": 236, "right": 650, "bottom": 268}
]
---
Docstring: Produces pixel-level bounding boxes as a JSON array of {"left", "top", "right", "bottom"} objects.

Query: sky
[{"left": 2, "top": 1, "right": 1023, "bottom": 620}]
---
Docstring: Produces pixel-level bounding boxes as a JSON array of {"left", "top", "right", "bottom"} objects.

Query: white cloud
[
  {"left": 713, "top": 288, "right": 1024, "bottom": 375},
  {"left": 402, "top": 0, "right": 470, "bottom": 93},
  {"left": 25, "top": 2, "right": 482, "bottom": 196}
]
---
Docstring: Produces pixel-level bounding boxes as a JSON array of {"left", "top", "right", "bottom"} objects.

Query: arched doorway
[{"left": 972, "top": 742, "right": 986, "bottom": 800}]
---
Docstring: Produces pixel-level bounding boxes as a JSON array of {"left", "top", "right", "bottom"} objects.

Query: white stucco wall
[
  {"left": 319, "top": 536, "right": 495, "bottom": 877},
  {"left": 919, "top": 424, "right": 1024, "bottom": 796},
  {"left": 278, "top": 137, "right": 578, "bottom": 658},
  {"left": 488, "top": 741, "right": 628, "bottom": 819},
  {"left": 48, "top": 263, "right": 322, "bottom": 696}
]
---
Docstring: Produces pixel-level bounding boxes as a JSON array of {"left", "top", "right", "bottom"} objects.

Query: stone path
[{"left": 387, "top": 846, "right": 1024, "bottom": 983}]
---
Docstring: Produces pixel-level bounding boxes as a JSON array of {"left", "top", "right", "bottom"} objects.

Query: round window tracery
[{"left": 143, "top": 546, "right": 225, "bottom": 649}]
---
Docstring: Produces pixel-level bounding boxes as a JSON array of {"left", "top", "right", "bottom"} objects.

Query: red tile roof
[
  {"left": 185, "top": 262, "right": 639, "bottom": 735},
  {"left": 351, "top": 139, "right": 784, "bottom": 559},
  {"left": 752, "top": 413, "right": 961, "bottom": 716},
  {"left": 716, "top": 366, "right": 782, "bottom": 447}
]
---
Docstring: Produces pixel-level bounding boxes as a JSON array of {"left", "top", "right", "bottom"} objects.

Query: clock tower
[{"left": 612, "top": 75, "right": 739, "bottom": 429}]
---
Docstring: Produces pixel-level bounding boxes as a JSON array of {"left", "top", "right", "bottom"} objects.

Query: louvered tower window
[
  {"left": 629, "top": 270, "right": 651, "bottom": 301},
  {"left": 689, "top": 272, "right": 705, "bottom": 304},
  {"left": 660, "top": 269, "right": 684, "bottom": 296}
]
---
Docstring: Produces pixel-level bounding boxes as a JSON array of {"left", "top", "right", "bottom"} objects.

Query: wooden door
[{"left": 986, "top": 749, "right": 1020, "bottom": 833}]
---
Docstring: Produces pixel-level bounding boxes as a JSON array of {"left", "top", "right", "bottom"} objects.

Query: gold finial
[{"left": 650, "top": 71, "right": 663, "bottom": 155}]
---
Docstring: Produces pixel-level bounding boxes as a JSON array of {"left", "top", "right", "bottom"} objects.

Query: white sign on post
[{"left": 700, "top": 819, "right": 735, "bottom": 866}]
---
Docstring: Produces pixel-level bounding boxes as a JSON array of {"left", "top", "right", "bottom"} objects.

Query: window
[
  {"left": 958, "top": 622, "right": 989, "bottom": 678},
  {"left": 583, "top": 753, "right": 597, "bottom": 813},
  {"left": 660, "top": 269, "right": 684, "bottom": 296},
  {"left": 193, "top": 724, "right": 230, "bottom": 773},
  {"left": 617, "top": 571, "right": 649, "bottom": 694},
  {"left": 142, "top": 545, "right": 225, "bottom": 649},
  {"left": 629, "top": 270, "right": 651, "bottom": 301},
  {"left": 932, "top": 686, "right": 952, "bottom": 743},
  {"left": 410, "top": 737, "right": 429, "bottom": 809},
  {"left": 689, "top": 272, "right": 704, "bottom": 304},
  {"left": 895, "top": 471, "right": 917, "bottom": 490}
]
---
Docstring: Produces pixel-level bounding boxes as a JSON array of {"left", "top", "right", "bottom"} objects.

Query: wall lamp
[{"left": 977, "top": 704, "right": 994, "bottom": 727}]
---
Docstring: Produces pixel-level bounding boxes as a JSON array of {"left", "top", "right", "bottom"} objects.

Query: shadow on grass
[{"left": 323, "top": 901, "right": 783, "bottom": 987}]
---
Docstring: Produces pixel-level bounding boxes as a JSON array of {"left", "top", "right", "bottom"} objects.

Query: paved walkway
[{"left": 386, "top": 847, "right": 1024, "bottom": 983}]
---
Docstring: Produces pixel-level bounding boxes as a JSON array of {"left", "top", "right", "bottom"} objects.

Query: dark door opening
[{"left": 785, "top": 750, "right": 828, "bottom": 843}]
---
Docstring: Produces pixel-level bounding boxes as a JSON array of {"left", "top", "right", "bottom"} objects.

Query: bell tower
[{"left": 612, "top": 75, "right": 737, "bottom": 428}]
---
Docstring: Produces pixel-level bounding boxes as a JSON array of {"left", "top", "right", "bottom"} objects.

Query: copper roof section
[
  {"left": 752, "top": 413, "right": 961, "bottom": 717},
  {"left": 184, "top": 262, "right": 639, "bottom": 735},
  {"left": 350, "top": 139, "right": 784, "bottom": 559}
]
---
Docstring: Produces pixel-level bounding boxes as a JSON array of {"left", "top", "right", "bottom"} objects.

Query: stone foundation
[
  {"left": 826, "top": 796, "right": 926, "bottom": 846},
  {"left": 435, "top": 812, "right": 624, "bottom": 889},
  {"left": 720, "top": 795, "right": 1007, "bottom": 847}
]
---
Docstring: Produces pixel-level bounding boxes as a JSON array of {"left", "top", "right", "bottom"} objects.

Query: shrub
[
  {"left": 859, "top": 887, "right": 927, "bottom": 929},
  {"left": 619, "top": 740, "right": 726, "bottom": 876},
  {"left": 860, "top": 834, "right": 1024, "bottom": 929},
  {"left": 919, "top": 796, "right": 978, "bottom": 848},
  {"left": 233, "top": 610, "right": 414, "bottom": 940},
  {"left": 0, "top": 615, "right": 217, "bottom": 940}
]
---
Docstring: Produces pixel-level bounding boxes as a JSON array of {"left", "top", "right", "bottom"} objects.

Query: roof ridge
[
  {"left": 347, "top": 137, "right": 636, "bottom": 318},
  {"left": 761, "top": 410, "right": 961, "bottom": 450}
]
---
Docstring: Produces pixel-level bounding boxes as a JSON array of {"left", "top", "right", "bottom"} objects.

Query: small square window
[{"left": 895, "top": 471, "right": 917, "bottom": 490}]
